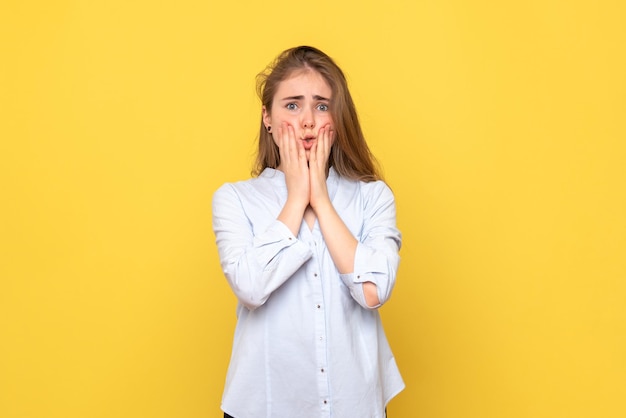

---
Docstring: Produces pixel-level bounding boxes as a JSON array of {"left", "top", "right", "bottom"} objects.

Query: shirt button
[
  {"left": 323, "top": 400, "right": 328, "bottom": 404},
  {"left": 321, "top": 368, "right": 325, "bottom": 373},
  {"left": 288, "top": 237, "right": 292, "bottom": 240},
  {"left": 316, "top": 304, "right": 321, "bottom": 309},
  {"left": 314, "top": 273, "right": 318, "bottom": 277}
]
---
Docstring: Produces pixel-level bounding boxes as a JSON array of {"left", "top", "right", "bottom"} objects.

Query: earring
[{"left": 266, "top": 125, "right": 272, "bottom": 133}]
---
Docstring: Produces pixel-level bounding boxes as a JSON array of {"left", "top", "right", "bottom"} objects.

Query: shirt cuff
[{"left": 253, "top": 220, "right": 311, "bottom": 269}]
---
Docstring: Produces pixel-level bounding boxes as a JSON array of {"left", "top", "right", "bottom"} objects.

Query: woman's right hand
[
  {"left": 276, "top": 122, "right": 309, "bottom": 235},
  {"left": 277, "top": 122, "right": 310, "bottom": 207}
]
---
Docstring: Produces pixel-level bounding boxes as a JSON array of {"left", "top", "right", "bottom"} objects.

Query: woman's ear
[{"left": 262, "top": 106, "right": 271, "bottom": 127}]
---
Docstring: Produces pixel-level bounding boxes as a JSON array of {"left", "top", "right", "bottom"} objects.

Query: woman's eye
[
  {"left": 317, "top": 103, "right": 329, "bottom": 111},
  {"left": 286, "top": 103, "right": 298, "bottom": 110}
]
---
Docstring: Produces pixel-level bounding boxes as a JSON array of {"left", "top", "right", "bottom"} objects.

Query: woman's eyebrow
[{"left": 281, "top": 95, "right": 330, "bottom": 101}]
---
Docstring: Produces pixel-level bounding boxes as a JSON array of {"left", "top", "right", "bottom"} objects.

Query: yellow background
[{"left": 1, "top": 0, "right": 625, "bottom": 417}]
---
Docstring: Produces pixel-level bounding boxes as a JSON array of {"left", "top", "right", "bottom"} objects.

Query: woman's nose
[{"left": 301, "top": 109, "right": 315, "bottom": 129}]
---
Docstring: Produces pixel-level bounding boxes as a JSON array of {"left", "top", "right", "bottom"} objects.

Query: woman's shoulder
[
  {"left": 359, "top": 180, "right": 395, "bottom": 209},
  {"left": 213, "top": 168, "right": 285, "bottom": 200},
  {"left": 342, "top": 175, "right": 393, "bottom": 198},
  {"left": 332, "top": 173, "right": 395, "bottom": 210}
]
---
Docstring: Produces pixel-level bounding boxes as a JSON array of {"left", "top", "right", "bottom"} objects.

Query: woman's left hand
[{"left": 308, "top": 124, "right": 334, "bottom": 209}]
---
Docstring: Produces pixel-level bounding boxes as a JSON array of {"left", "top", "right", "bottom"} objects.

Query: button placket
[{"left": 308, "top": 235, "right": 330, "bottom": 415}]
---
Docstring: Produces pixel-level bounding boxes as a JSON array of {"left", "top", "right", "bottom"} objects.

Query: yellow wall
[{"left": 1, "top": 1, "right": 624, "bottom": 417}]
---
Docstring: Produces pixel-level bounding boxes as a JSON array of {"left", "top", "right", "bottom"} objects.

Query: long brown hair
[{"left": 254, "top": 46, "right": 381, "bottom": 182}]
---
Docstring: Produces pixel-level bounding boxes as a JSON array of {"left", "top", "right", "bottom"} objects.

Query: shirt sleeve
[
  {"left": 212, "top": 183, "right": 313, "bottom": 310},
  {"left": 339, "top": 181, "right": 402, "bottom": 309}
]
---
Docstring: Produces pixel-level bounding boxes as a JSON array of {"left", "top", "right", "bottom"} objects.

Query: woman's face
[{"left": 263, "top": 69, "right": 334, "bottom": 156}]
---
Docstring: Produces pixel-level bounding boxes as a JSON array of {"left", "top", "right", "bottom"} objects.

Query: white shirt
[{"left": 212, "top": 167, "right": 404, "bottom": 418}]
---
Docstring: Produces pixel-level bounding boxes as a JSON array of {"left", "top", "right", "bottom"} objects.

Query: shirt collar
[{"left": 260, "top": 167, "right": 340, "bottom": 201}]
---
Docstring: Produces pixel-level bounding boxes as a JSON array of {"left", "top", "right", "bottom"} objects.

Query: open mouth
[{"left": 302, "top": 136, "right": 316, "bottom": 149}]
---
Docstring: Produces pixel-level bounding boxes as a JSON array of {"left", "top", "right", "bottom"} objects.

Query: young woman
[{"left": 212, "top": 46, "right": 404, "bottom": 418}]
